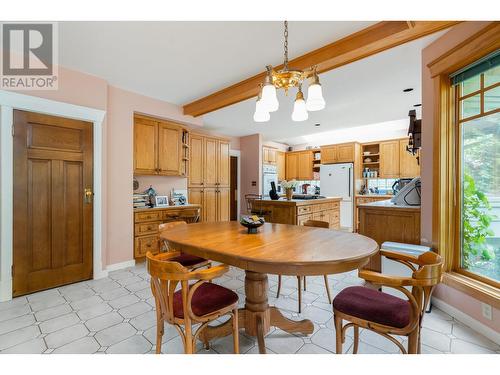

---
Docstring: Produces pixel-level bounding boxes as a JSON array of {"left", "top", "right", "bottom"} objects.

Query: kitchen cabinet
[
  {"left": 188, "top": 133, "right": 230, "bottom": 221},
  {"left": 134, "top": 115, "right": 188, "bottom": 176},
  {"left": 133, "top": 205, "right": 201, "bottom": 259},
  {"left": 251, "top": 198, "right": 340, "bottom": 228},
  {"left": 276, "top": 151, "right": 286, "bottom": 181},
  {"left": 379, "top": 140, "right": 400, "bottom": 178},
  {"left": 285, "top": 152, "right": 298, "bottom": 180},
  {"left": 320, "top": 142, "right": 358, "bottom": 164},
  {"left": 399, "top": 139, "right": 421, "bottom": 178},
  {"left": 263, "top": 147, "right": 277, "bottom": 164},
  {"left": 188, "top": 187, "right": 229, "bottom": 222},
  {"left": 354, "top": 195, "right": 393, "bottom": 232},
  {"left": 285, "top": 151, "right": 314, "bottom": 180}
]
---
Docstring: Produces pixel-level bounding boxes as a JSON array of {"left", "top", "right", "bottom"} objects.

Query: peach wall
[
  {"left": 421, "top": 22, "right": 499, "bottom": 332},
  {"left": 240, "top": 134, "right": 262, "bottom": 213},
  {"left": 4, "top": 64, "right": 244, "bottom": 267}
]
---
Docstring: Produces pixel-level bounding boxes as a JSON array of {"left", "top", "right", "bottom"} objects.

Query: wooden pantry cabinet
[
  {"left": 188, "top": 134, "right": 230, "bottom": 222},
  {"left": 134, "top": 115, "right": 189, "bottom": 177}
]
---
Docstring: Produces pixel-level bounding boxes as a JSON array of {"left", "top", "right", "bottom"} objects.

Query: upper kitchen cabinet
[
  {"left": 399, "top": 139, "right": 421, "bottom": 178},
  {"left": 379, "top": 140, "right": 400, "bottom": 178},
  {"left": 276, "top": 151, "right": 286, "bottom": 181},
  {"left": 188, "top": 134, "right": 230, "bottom": 187},
  {"left": 263, "top": 147, "right": 277, "bottom": 164},
  {"left": 285, "top": 151, "right": 314, "bottom": 180},
  {"left": 320, "top": 142, "right": 359, "bottom": 164},
  {"left": 134, "top": 115, "right": 188, "bottom": 176}
]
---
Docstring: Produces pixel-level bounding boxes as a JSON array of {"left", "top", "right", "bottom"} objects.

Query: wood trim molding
[
  {"left": 443, "top": 273, "right": 500, "bottom": 309},
  {"left": 184, "top": 21, "right": 460, "bottom": 117},
  {"left": 432, "top": 22, "right": 500, "bottom": 303},
  {"left": 428, "top": 22, "right": 500, "bottom": 77}
]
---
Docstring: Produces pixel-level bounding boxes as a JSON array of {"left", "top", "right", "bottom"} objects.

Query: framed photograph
[{"left": 155, "top": 195, "right": 169, "bottom": 207}]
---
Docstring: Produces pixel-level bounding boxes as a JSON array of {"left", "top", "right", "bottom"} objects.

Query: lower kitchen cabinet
[
  {"left": 133, "top": 205, "right": 202, "bottom": 259},
  {"left": 188, "top": 187, "right": 230, "bottom": 222}
]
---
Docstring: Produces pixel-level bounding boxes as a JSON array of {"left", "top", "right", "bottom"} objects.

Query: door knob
[{"left": 84, "top": 188, "right": 93, "bottom": 204}]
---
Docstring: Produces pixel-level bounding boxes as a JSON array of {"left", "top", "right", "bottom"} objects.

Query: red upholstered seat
[
  {"left": 173, "top": 283, "right": 238, "bottom": 319},
  {"left": 333, "top": 286, "right": 410, "bottom": 328},
  {"left": 170, "top": 253, "right": 207, "bottom": 267}
]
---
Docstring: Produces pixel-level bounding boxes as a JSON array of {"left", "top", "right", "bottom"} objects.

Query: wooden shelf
[{"left": 363, "top": 162, "right": 380, "bottom": 165}]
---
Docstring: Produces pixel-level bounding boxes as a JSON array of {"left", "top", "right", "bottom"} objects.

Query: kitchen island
[
  {"left": 251, "top": 197, "right": 341, "bottom": 228},
  {"left": 358, "top": 199, "right": 421, "bottom": 271}
]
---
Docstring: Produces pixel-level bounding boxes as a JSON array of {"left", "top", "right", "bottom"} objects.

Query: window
[{"left": 454, "top": 57, "right": 500, "bottom": 286}]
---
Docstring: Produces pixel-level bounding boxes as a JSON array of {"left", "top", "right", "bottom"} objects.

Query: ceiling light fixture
[{"left": 254, "top": 21, "right": 326, "bottom": 122}]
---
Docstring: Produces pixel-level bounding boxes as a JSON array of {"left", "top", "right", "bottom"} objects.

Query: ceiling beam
[{"left": 183, "top": 21, "right": 460, "bottom": 117}]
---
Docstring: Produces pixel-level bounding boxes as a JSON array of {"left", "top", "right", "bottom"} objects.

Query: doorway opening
[{"left": 230, "top": 155, "right": 238, "bottom": 221}]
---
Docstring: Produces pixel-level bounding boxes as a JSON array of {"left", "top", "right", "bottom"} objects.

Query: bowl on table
[{"left": 240, "top": 215, "right": 265, "bottom": 234}]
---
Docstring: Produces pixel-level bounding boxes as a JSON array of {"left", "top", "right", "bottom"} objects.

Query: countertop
[
  {"left": 355, "top": 194, "right": 394, "bottom": 198},
  {"left": 134, "top": 203, "right": 201, "bottom": 212},
  {"left": 253, "top": 197, "right": 341, "bottom": 206},
  {"left": 357, "top": 199, "right": 421, "bottom": 211}
]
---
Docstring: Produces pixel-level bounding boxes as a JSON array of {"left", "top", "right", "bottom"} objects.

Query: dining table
[{"left": 160, "top": 221, "right": 378, "bottom": 354}]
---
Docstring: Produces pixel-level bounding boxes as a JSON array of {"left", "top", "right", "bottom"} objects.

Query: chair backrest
[
  {"left": 303, "top": 219, "right": 330, "bottom": 228},
  {"left": 245, "top": 194, "right": 262, "bottom": 212},
  {"left": 146, "top": 251, "right": 189, "bottom": 322},
  {"left": 159, "top": 221, "right": 187, "bottom": 252}
]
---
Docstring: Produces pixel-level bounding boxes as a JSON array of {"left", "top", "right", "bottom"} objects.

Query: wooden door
[
  {"left": 157, "top": 122, "right": 181, "bottom": 175},
  {"left": 379, "top": 140, "right": 400, "bottom": 178},
  {"left": 230, "top": 156, "right": 238, "bottom": 221},
  {"left": 267, "top": 148, "right": 276, "bottom": 164},
  {"left": 217, "top": 140, "right": 230, "bottom": 187},
  {"left": 276, "top": 151, "right": 286, "bottom": 181},
  {"left": 320, "top": 146, "right": 337, "bottom": 164},
  {"left": 286, "top": 153, "right": 298, "bottom": 180},
  {"left": 189, "top": 134, "right": 204, "bottom": 187},
  {"left": 13, "top": 110, "right": 93, "bottom": 296},
  {"left": 134, "top": 118, "right": 157, "bottom": 175},
  {"left": 399, "top": 139, "right": 421, "bottom": 178},
  {"left": 297, "top": 152, "right": 313, "bottom": 180},
  {"left": 337, "top": 144, "right": 354, "bottom": 162},
  {"left": 188, "top": 188, "right": 204, "bottom": 209},
  {"left": 217, "top": 188, "right": 230, "bottom": 222},
  {"left": 262, "top": 148, "right": 269, "bottom": 164},
  {"left": 203, "top": 188, "right": 217, "bottom": 222},
  {"left": 204, "top": 138, "right": 218, "bottom": 187}
]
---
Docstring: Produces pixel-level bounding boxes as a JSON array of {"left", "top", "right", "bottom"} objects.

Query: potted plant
[{"left": 281, "top": 180, "right": 298, "bottom": 200}]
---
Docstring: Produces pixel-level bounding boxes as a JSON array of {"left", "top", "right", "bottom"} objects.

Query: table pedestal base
[{"left": 199, "top": 271, "right": 314, "bottom": 354}]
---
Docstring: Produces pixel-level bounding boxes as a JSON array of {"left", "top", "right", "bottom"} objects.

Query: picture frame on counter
[{"left": 155, "top": 195, "right": 169, "bottom": 207}]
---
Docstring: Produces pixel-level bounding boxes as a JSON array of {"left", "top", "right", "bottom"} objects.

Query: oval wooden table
[{"left": 160, "top": 221, "right": 378, "bottom": 354}]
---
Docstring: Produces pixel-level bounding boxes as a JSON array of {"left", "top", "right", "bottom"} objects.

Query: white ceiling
[
  {"left": 203, "top": 33, "right": 443, "bottom": 145},
  {"left": 58, "top": 21, "right": 376, "bottom": 104}
]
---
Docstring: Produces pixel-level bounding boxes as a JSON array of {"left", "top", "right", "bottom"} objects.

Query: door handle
[{"left": 84, "top": 188, "right": 93, "bottom": 204}]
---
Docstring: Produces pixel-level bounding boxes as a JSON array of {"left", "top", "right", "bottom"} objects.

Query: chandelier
[{"left": 254, "top": 21, "right": 326, "bottom": 122}]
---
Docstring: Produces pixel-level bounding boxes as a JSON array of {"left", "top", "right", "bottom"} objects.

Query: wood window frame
[{"left": 428, "top": 22, "right": 500, "bottom": 308}]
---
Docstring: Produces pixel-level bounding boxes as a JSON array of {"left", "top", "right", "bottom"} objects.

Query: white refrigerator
[{"left": 320, "top": 163, "right": 354, "bottom": 231}]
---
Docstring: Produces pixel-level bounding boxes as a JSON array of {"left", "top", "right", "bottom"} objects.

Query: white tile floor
[{"left": 1, "top": 263, "right": 499, "bottom": 354}]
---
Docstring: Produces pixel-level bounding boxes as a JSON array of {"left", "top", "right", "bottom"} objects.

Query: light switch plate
[{"left": 481, "top": 302, "right": 492, "bottom": 320}]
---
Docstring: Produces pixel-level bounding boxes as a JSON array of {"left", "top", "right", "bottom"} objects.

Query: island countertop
[
  {"left": 253, "top": 196, "right": 341, "bottom": 206},
  {"left": 357, "top": 199, "right": 420, "bottom": 211}
]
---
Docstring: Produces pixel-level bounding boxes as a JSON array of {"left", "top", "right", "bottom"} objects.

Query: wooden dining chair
[
  {"left": 159, "top": 221, "right": 210, "bottom": 270},
  {"left": 275, "top": 219, "right": 333, "bottom": 313},
  {"left": 147, "top": 251, "right": 239, "bottom": 354},
  {"left": 245, "top": 194, "right": 262, "bottom": 214},
  {"left": 333, "top": 250, "right": 443, "bottom": 354}
]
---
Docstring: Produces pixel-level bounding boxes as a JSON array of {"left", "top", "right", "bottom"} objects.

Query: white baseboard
[
  {"left": 432, "top": 297, "right": 500, "bottom": 345},
  {"left": 106, "top": 260, "right": 136, "bottom": 273}
]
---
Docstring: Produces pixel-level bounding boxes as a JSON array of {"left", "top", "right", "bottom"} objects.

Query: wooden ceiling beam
[{"left": 183, "top": 21, "right": 461, "bottom": 117}]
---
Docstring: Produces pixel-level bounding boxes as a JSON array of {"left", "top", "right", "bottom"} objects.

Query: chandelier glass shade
[{"left": 253, "top": 21, "right": 326, "bottom": 122}]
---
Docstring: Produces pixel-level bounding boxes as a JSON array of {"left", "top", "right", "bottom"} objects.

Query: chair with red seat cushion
[
  {"left": 333, "top": 250, "right": 443, "bottom": 354},
  {"left": 147, "top": 251, "right": 239, "bottom": 354},
  {"left": 159, "top": 221, "right": 210, "bottom": 270}
]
